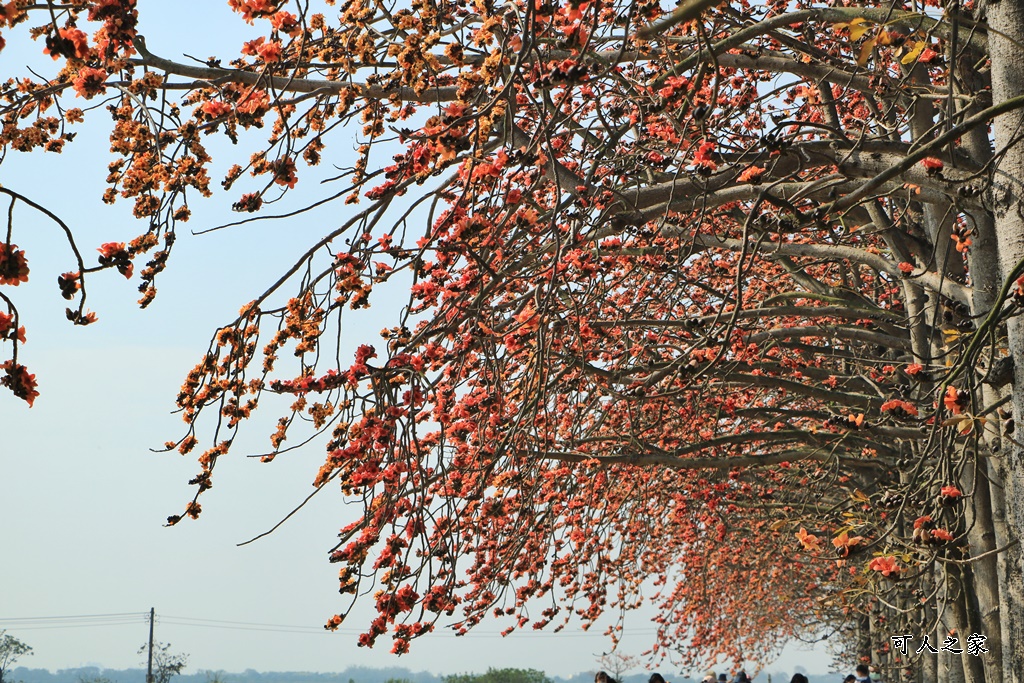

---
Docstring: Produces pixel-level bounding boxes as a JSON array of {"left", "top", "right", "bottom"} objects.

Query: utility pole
[{"left": 146, "top": 608, "right": 155, "bottom": 683}]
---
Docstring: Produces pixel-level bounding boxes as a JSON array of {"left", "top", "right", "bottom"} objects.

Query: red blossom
[
  {"left": 201, "top": 100, "right": 233, "bottom": 118},
  {"left": 72, "top": 67, "right": 108, "bottom": 98},
  {"left": 97, "top": 242, "right": 133, "bottom": 278},
  {"left": 951, "top": 229, "right": 972, "bottom": 253},
  {"left": 694, "top": 141, "right": 717, "bottom": 170},
  {"left": 257, "top": 40, "right": 283, "bottom": 63},
  {"left": 0, "top": 243, "right": 29, "bottom": 285},
  {"left": 44, "top": 28, "right": 90, "bottom": 60},
  {"left": 832, "top": 530, "right": 865, "bottom": 557},
  {"left": 241, "top": 36, "right": 265, "bottom": 56},
  {"left": 235, "top": 88, "right": 270, "bottom": 115},
  {"left": 270, "top": 11, "right": 300, "bottom": 35},
  {"left": 880, "top": 399, "right": 918, "bottom": 418},
  {"left": 737, "top": 165, "right": 766, "bottom": 183},
  {"left": 1, "top": 360, "right": 39, "bottom": 406},
  {"left": 228, "top": 0, "right": 281, "bottom": 23},
  {"left": 868, "top": 555, "right": 901, "bottom": 576},
  {"left": 795, "top": 527, "right": 820, "bottom": 551},
  {"left": 97, "top": 241, "right": 126, "bottom": 259},
  {"left": 0, "top": 311, "right": 24, "bottom": 342},
  {"left": 943, "top": 385, "right": 967, "bottom": 414},
  {"left": 271, "top": 157, "right": 298, "bottom": 188},
  {"left": 233, "top": 193, "right": 263, "bottom": 212}
]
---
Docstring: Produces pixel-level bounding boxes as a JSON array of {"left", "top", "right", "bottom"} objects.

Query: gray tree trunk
[{"left": 986, "top": 1, "right": 1024, "bottom": 682}]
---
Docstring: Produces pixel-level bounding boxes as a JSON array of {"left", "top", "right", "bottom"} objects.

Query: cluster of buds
[
  {"left": 912, "top": 515, "right": 955, "bottom": 545},
  {"left": 57, "top": 271, "right": 81, "bottom": 299},
  {"left": 825, "top": 413, "right": 865, "bottom": 430},
  {"left": 535, "top": 59, "right": 589, "bottom": 87}
]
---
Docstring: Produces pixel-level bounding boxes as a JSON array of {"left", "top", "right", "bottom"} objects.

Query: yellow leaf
[
  {"left": 849, "top": 17, "right": 872, "bottom": 41},
  {"left": 876, "top": 29, "right": 892, "bottom": 46},
  {"left": 942, "top": 415, "right": 976, "bottom": 435},
  {"left": 857, "top": 37, "right": 876, "bottom": 66},
  {"left": 851, "top": 489, "right": 870, "bottom": 503},
  {"left": 901, "top": 40, "right": 927, "bottom": 64}
]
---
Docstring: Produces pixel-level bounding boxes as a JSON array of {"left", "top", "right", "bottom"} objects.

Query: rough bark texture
[{"left": 988, "top": 2, "right": 1024, "bottom": 682}]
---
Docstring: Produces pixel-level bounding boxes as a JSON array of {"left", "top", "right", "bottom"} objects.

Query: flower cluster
[{"left": 0, "top": 243, "right": 29, "bottom": 286}]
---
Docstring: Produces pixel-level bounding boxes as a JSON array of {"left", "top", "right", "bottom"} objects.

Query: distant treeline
[{"left": 10, "top": 666, "right": 835, "bottom": 683}]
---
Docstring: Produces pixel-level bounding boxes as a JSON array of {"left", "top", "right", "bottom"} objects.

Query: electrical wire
[{"left": 0, "top": 613, "right": 149, "bottom": 630}]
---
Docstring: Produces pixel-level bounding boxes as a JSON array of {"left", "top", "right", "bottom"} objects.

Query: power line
[
  {"left": 0, "top": 621, "right": 146, "bottom": 631},
  {"left": 158, "top": 617, "right": 330, "bottom": 635},
  {"left": 0, "top": 613, "right": 148, "bottom": 630},
  {"left": 0, "top": 612, "right": 146, "bottom": 622}
]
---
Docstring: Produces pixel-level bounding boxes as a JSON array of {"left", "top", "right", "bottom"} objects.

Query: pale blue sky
[{"left": 0, "top": 2, "right": 832, "bottom": 677}]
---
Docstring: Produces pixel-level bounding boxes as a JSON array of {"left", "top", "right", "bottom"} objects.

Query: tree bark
[
  {"left": 960, "top": 85, "right": 1006, "bottom": 683},
  {"left": 986, "top": 2, "right": 1024, "bottom": 682}
]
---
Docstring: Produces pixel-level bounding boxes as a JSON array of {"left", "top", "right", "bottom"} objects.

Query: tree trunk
[
  {"left": 940, "top": 600, "right": 966, "bottom": 683},
  {"left": 950, "top": 564, "right": 987, "bottom": 683},
  {"left": 987, "top": 2, "right": 1024, "bottom": 682},
  {"left": 960, "top": 115, "right": 1007, "bottom": 683}
]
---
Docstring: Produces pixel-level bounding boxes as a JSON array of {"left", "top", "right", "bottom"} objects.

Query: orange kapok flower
[
  {"left": 1, "top": 360, "right": 39, "bottom": 406},
  {"left": 940, "top": 485, "right": 963, "bottom": 506},
  {"left": 944, "top": 385, "right": 967, "bottom": 414},
  {"left": 0, "top": 243, "right": 29, "bottom": 285},
  {"left": 72, "top": 67, "right": 108, "bottom": 98},
  {"left": 920, "top": 157, "right": 944, "bottom": 174},
  {"left": 795, "top": 527, "right": 821, "bottom": 552},
  {"left": 869, "top": 555, "right": 901, "bottom": 576},
  {"left": 880, "top": 399, "right": 918, "bottom": 417},
  {"left": 832, "top": 530, "right": 865, "bottom": 557}
]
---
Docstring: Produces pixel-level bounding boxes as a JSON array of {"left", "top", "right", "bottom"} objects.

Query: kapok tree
[{"left": 4, "top": 0, "right": 1024, "bottom": 681}]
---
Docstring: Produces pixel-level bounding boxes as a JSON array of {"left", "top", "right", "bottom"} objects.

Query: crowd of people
[
  {"left": 594, "top": 663, "right": 883, "bottom": 683},
  {"left": 845, "top": 664, "right": 885, "bottom": 683}
]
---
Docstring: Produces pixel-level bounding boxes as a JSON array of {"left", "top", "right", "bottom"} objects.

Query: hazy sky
[{"left": 0, "top": 2, "right": 833, "bottom": 678}]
